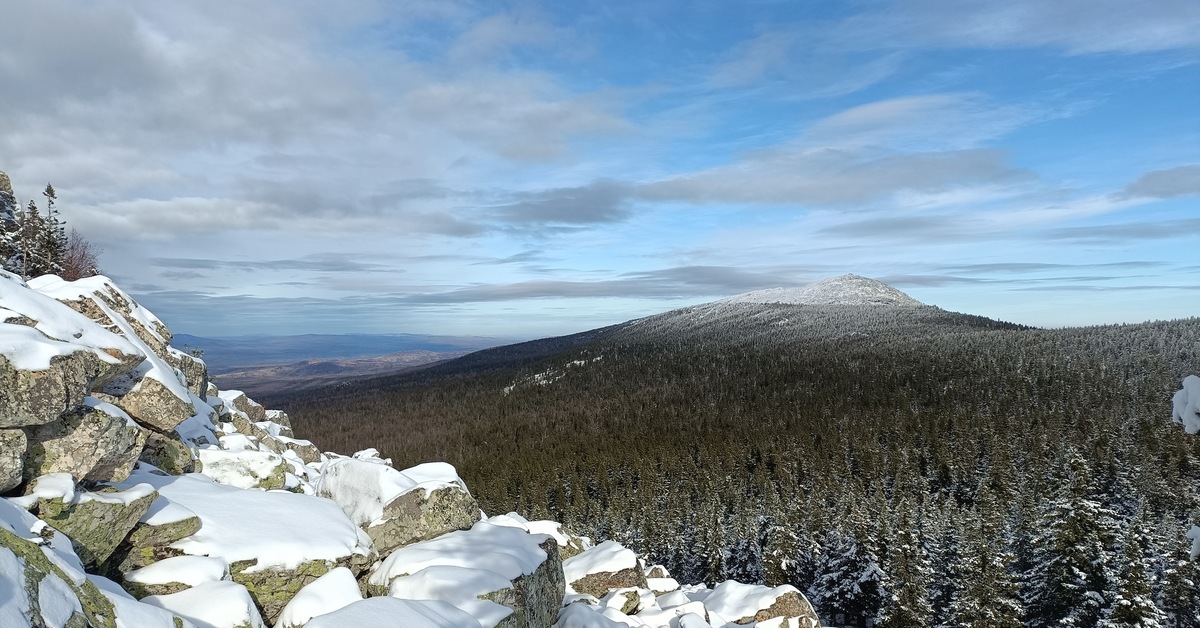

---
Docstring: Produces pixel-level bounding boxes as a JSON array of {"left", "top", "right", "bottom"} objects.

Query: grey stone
[
  {"left": 487, "top": 537, "right": 565, "bottom": 628},
  {"left": 35, "top": 483, "right": 158, "bottom": 568},
  {"left": 366, "top": 485, "right": 480, "bottom": 556},
  {"left": 138, "top": 431, "right": 200, "bottom": 475},
  {"left": 106, "top": 374, "right": 194, "bottom": 433},
  {"left": 164, "top": 347, "right": 209, "bottom": 400},
  {"left": 23, "top": 402, "right": 148, "bottom": 484},
  {"left": 0, "top": 428, "right": 26, "bottom": 493},
  {"left": 0, "top": 348, "right": 138, "bottom": 428}
]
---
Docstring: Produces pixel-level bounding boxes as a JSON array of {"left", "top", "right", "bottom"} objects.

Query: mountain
[{"left": 277, "top": 275, "right": 1200, "bottom": 625}]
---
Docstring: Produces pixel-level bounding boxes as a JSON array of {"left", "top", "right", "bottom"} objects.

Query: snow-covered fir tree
[
  {"left": 948, "top": 487, "right": 1023, "bottom": 627},
  {"left": 1023, "top": 449, "right": 1120, "bottom": 627},
  {"left": 811, "top": 520, "right": 889, "bottom": 628}
]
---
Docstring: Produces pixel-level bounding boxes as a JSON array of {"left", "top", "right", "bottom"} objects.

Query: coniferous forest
[{"left": 269, "top": 302, "right": 1200, "bottom": 627}]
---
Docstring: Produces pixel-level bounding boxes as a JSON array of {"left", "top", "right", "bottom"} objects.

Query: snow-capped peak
[{"left": 719, "top": 274, "right": 924, "bottom": 307}]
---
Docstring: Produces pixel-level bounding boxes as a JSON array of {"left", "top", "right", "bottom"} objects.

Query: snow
[
  {"left": 554, "top": 603, "right": 629, "bottom": 628},
  {"left": 387, "top": 565, "right": 514, "bottom": 628},
  {"left": 196, "top": 448, "right": 284, "bottom": 490},
  {"left": 29, "top": 275, "right": 168, "bottom": 347},
  {"left": 125, "top": 555, "right": 229, "bottom": 587},
  {"left": 368, "top": 518, "right": 550, "bottom": 589},
  {"left": 142, "top": 580, "right": 265, "bottom": 628},
  {"left": 141, "top": 496, "right": 197, "bottom": 526},
  {"left": 305, "top": 596, "right": 483, "bottom": 628},
  {"left": 38, "top": 571, "right": 83, "bottom": 627},
  {"left": 719, "top": 274, "right": 923, "bottom": 307},
  {"left": 88, "top": 574, "right": 198, "bottom": 628},
  {"left": 317, "top": 458, "right": 469, "bottom": 526},
  {"left": 111, "top": 468, "right": 369, "bottom": 572},
  {"left": 0, "top": 495, "right": 88, "bottom": 586},
  {"left": 703, "top": 581, "right": 799, "bottom": 624},
  {"left": 84, "top": 395, "right": 136, "bottom": 426},
  {"left": 0, "top": 273, "right": 138, "bottom": 370},
  {"left": 1172, "top": 375, "right": 1200, "bottom": 435},
  {"left": 275, "top": 567, "right": 363, "bottom": 628},
  {"left": 24, "top": 472, "right": 77, "bottom": 504},
  {"left": 563, "top": 540, "right": 640, "bottom": 586},
  {"left": 0, "top": 546, "right": 31, "bottom": 627}
]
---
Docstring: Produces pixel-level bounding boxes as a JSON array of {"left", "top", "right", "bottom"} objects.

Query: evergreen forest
[{"left": 271, "top": 302, "right": 1200, "bottom": 627}]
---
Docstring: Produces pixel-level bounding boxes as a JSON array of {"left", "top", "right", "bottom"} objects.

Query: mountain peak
[{"left": 720, "top": 274, "right": 924, "bottom": 307}]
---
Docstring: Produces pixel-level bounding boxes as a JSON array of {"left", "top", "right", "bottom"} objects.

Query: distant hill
[
  {"left": 174, "top": 332, "right": 507, "bottom": 373},
  {"left": 210, "top": 350, "right": 467, "bottom": 399}
]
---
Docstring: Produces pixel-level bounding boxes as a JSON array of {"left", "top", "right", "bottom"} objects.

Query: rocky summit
[
  {"left": 0, "top": 270, "right": 821, "bottom": 627},
  {"left": 720, "top": 274, "right": 924, "bottom": 307}
]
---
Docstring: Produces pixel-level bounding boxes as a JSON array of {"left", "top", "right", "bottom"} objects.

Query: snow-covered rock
[
  {"left": 22, "top": 474, "right": 158, "bottom": 568},
  {"left": 564, "top": 540, "right": 648, "bottom": 598},
  {"left": 701, "top": 581, "right": 819, "bottom": 627},
  {"left": 305, "top": 596, "right": 481, "bottom": 628},
  {"left": 368, "top": 517, "right": 565, "bottom": 627},
  {"left": 22, "top": 397, "right": 148, "bottom": 485},
  {"left": 317, "top": 458, "right": 479, "bottom": 555},
  {"left": 275, "top": 566, "right": 364, "bottom": 628}
]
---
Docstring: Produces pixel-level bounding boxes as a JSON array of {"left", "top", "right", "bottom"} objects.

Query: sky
[{"left": 0, "top": 0, "right": 1197, "bottom": 339}]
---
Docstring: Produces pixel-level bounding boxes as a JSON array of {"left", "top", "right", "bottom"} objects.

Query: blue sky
[{"left": 0, "top": 0, "right": 1196, "bottom": 339}]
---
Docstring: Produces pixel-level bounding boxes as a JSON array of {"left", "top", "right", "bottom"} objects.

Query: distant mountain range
[{"left": 174, "top": 332, "right": 507, "bottom": 373}]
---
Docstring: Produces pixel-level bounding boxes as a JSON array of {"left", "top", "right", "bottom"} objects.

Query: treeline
[
  {"left": 276, "top": 305, "right": 1200, "bottom": 626},
  {"left": 0, "top": 173, "right": 100, "bottom": 280}
]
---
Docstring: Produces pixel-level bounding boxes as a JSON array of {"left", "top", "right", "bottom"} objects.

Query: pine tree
[
  {"left": 1102, "top": 513, "right": 1167, "bottom": 627},
  {"left": 811, "top": 523, "right": 889, "bottom": 628},
  {"left": 880, "top": 503, "right": 933, "bottom": 628},
  {"left": 1023, "top": 450, "right": 1120, "bottom": 627},
  {"left": 948, "top": 488, "right": 1023, "bottom": 627}
]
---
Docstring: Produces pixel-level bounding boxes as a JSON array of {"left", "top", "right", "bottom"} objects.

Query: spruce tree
[
  {"left": 949, "top": 488, "right": 1023, "bottom": 627},
  {"left": 880, "top": 503, "right": 933, "bottom": 628},
  {"left": 1102, "top": 513, "right": 1167, "bottom": 626},
  {"left": 1023, "top": 449, "right": 1119, "bottom": 627}
]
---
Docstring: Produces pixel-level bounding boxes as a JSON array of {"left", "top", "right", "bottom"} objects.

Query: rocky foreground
[{"left": 0, "top": 270, "right": 821, "bottom": 628}]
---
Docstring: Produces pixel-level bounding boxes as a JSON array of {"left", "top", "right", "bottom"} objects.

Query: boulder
[
  {"left": 108, "top": 469, "right": 375, "bottom": 625},
  {"left": 197, "top": 448, "right": 287, "bottom": 491},
  {"left": 122, "top": 554, "right": 229, "bottom": 598},
  {"left": 230, "top": 557, "right": 341, "bottom": 625},
  {"left": 369, "top": 483, "right": 479, "bottom": 555},
  {"left": 702, "top": 581, "right": 820, "bottom": 627},
  {"left": 0, "top": 347, "right": 132, "bottom": 428},
  {"left": 562, "top": 540, "right": 647, "bottom": 598},
  {"left": 104, "top": 496, "right": 203, "bottom": 577},
  {"left": 370, "top": 518, "right": 564, "bottom": 627},
  {"left": 258, "top": 433, "right": 322, "bottom": 465},
  {"left": 219, "top": 389, "right": 267, "bottom": 423},
  {"left": 29, "top": 475, "right": 158, "bottom": 568},
  {"left": 36, "top": 276, "right": 173, "bottom": 357},
  {"left": 316, "top": 459, "right": 479, "bottom": 556},
  {"left": 104, "top": 366, "right": 195, "bottom": 433},
  {"left": 275, "top": 567, "right": 364, "bottom": 628},
  {"left": 0, "top": 428, "right": 26, "bottom": 492},
  {"left": 142, "top": 579, "right": 266, "bottom": 628},
  {"left": 265, "top": 409, "right": 295, "bottom": 437},
  {"left": 22, "top": 397, "right": 148, "bottom": 484},
  {"left": 164, "top": 346, "right": 209, "bottom": 399},
  {"left": 139, "top": 431, "right": 200, "bottom": 475}
]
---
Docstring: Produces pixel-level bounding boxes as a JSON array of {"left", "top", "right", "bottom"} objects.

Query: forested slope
[{"left": 276, "top": 302, "right": 1200, "bottom": 626}]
